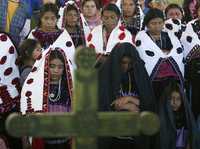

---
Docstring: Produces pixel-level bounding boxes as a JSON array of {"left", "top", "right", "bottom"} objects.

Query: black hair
[
  {"left": 165, "top": 3, "right": 184, "bottom": 18},
  {"left": 18, "top": 39, "right": 40, "bottom": 66},
  {"left": 102, "top": 3, "right": 121, "bottom": 18},
  {"left": 143, "top": 8, "right": 164, "bottom": 26},
  {"left": 49, "top": 49, "right": 65, "bottom": 65},
  {"left": 82, "top": 0, "right": 100, "bottom": 10},
  {"left": 38, "top": 3, "right": 60, "bottom": 27}
]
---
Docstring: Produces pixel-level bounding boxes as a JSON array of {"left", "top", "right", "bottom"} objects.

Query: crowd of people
[{"left": 1, "top": 0, "right": 200, "bottom": 149}]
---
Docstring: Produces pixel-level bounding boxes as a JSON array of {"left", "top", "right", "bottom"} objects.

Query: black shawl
[
  {"left": 159, "top": 81, "right": 200, "bottom": 149},
  {"left": 98, "top": 42, "right": 156, "bottom": 112}
]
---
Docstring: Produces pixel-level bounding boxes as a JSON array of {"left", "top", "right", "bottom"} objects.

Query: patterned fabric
[
  {"left": 32, "top": 29, "right": 63, "bottom": 49},
  {"left": 48, "top": 84, "right": 71, "bottom": 112},
  {"left": 0, "top": 33, "right": 20, "bottom": 113},
  {"left": 0, "top": 0, "right": 30, "bottom": 46},
  {"left": 69, "top": 26, "right": 85, "bottom": 48},
  {"left": 20, "top": 48, "right": 73, "bottom": 114}
]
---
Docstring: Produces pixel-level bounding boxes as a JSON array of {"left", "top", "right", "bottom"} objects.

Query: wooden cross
[{"left": 6, "top": 47, "right": 159, "bottom": 149}]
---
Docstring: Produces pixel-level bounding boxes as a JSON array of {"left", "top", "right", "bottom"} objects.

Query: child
[
  {"left": 63, "top": 2, "right": 86, "bottom": 47},
  {"left": 18, "top": 39, "right": 42, "bottom": 85},
  {"left": 82, "top": 0, "right": 101, "bottom": 30},
  {"left": 28, "top": 3, "right": 76, "bottom": 68},
  {"left": 20, "top": 47, "right": 73, "bottom": 149},
  {"left": 159, "top": 81, "right": 200, "bottom": 149}
]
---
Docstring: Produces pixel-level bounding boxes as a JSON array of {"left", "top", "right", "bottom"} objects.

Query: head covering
[
  {"left": 143, "top": 8, "right": 164, "bottom": 26},
  {"left": 159, "top": 81, "right": 200, "bottom": 149},
  {"left": 102, "top": 3, "right": 121, "bottom": 18},
  {"left": 120, "top": 0, "right": 144, "bottom": 31},
  {"left": 0, "top": 33, "right": 20, "bottom": 113},
  {"left": 20, "top": 46, "right": 73, "bottom": 115},
  {"left": 57, "top": 0, "right": 88, "bottom": 46},
  {"left": 98, "top": 42, "right": 156, "bottom": 112}
]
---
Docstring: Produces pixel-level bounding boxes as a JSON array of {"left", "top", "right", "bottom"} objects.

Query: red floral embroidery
[
  {"left": 27, "top": 78, "right": 34, "bottom": 84},
  {"left": 119, "top": 25, "right": 125, "bottom": 31},
  {"left": 32, "top": 67, "right": 37, "bottom": 72},
  {"left": 87, "top": 33, "right": 93, "bottom": 42},
  {"left": 0, "top": 56, "right": 7, "bottom": 65},
  {"left": 25, "top": 91, "right": 32, "bottom": 97},
  {"left": 118, "top": 32, "right": 126, "bottom": 40},
  {"left": 9, "top": 46, "right": 15, "bottom": 54},
  {"left": 0, "top": 34, "right": 8, "bottom": 41},
  {"left": 4, "top": 67, "right": 13, "bottom": 76},
  {"left": 89, "top": 44, "right": 95, "bottom": 49}
]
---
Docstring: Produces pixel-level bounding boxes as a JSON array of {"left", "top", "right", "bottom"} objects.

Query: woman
[
  {"left": 98, "top": 42, "right": 156, "bottom": 149},
  {"left": 120, "top": 0, "right": 144, "bottom": 36},
  {"left": 58, "top": 1, "right": 86, "bottom": 48},
  {"left": 180, "top": 11, "right": 200, "bottom": 120},
  {"left": 135, "top": 9, "right": 184, "bottom": 101},
  {"left": 87, "top": 3, "right": 133, "bottom": 56}
]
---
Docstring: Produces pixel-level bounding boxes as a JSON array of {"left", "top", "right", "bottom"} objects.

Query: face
[
  {"left": 64, "top": 9, "right": 79, "bottom": 27},
  {"left": 43, "top": 0, "right": 56, "bottom": 4},
  {"left": 147, "top": 18, "right": 164, "bottom": 35},
  {"left": 189, "top": 0, "right": 197, "bottom": 17},
  {"left": 170, "top": 91, "right": 182, "bottom": 111},
  {"left": 122, "top": 0, "right": 136, "bottom": 17},
  {"left": 49, "top": 58, "right": 64, "bottom": 82},
  {"left": 166, "top": 8, "right": 183, "bottom": 20},
  {"left": 121, "top": 56, "right": 132, "bottom": 73},
  {"left": 32, "top": 44, "right": 42, "bottom": 60},
  {"left": 82, "top": 0, "right": 97, "bottom": 18},
  {"left": 40, "top": 11, "right": 57, "bottom": 32},
  {"left": 102, "top": 10, "right": 119, "bottom": 32}
]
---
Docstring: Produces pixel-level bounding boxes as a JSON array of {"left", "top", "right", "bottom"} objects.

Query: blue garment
[{"left": 0, "top": 0, "right": 31, "bottom": 46}]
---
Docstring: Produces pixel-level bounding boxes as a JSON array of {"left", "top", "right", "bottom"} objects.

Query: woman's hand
[{"left": 111, "top": 96, "right": 140, "bottom": 112}]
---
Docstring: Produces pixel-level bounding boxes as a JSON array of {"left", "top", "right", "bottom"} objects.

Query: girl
[
  {"left": 87, "top": 3, "right": 132, "bottom": 64},
  {"left": 62, "top": 1, "right": 86, "bottom": 47},
  {"left": 20, "top": 47, "right": 73, "bottom": 149},
  {"left": 82, "top": 0, "right": 101, "bottom": 31},
  {"left": 28, "top": 3, "right": 76, "bottom": 68},
  {"left": 121, "top": 0, "right": 144, "bottom": 36},
  {"left": 159, "top": 81, "right": 200, "bottom": 149},
  {"left": 18, "top": 39, "right": 42, "bottom": 85},
  {"left": 135, "top": 9, "right": 184, "bottom": 102}
]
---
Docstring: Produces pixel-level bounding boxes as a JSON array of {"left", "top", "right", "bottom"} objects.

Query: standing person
[
  {"left": 183, "top": 0, "right": 199, "bottom": 23},
  {"left": 135, "top": 9, "right": 184, "bottom": 101},
  {"left": 163, "top": 4, "right": 186, "bottom": 40},
  {"left": 180, "top": 10, "right": 200, "bottom": 120},
  {"left": 20, "top": 47, "right": 73, "bottom": 149},
  {"left": 165, "top": 4, "right": 184, "bottom": 21},
  {"left": 87, "top": 3, "right": 133, "bottom": 66},
  {"left": 159, "top": 81, "right": 200, "bottom": 149},
  {"left": 0, "top": 0, "right": 32, "bottom": 46},
  {"left": 18, "top": 39, "right": 42, "bottom": 85},
  {"left": 82, "top": 0, "right": 101, "bottom": 31},
  {"left": 58, "top": 1, "right": 87, "bottom": 48},
  {"left": 28, "top": 3, "right": 76, "bottom": 68},
  {"left": 0, "top": 32, "right": 21, "bottom": 149},
  {"left": 120, "top": 0, "right": 144, "bottom": 37},
  {"left": 98, "top": 42, "right": 156, "bottom": 149}
]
